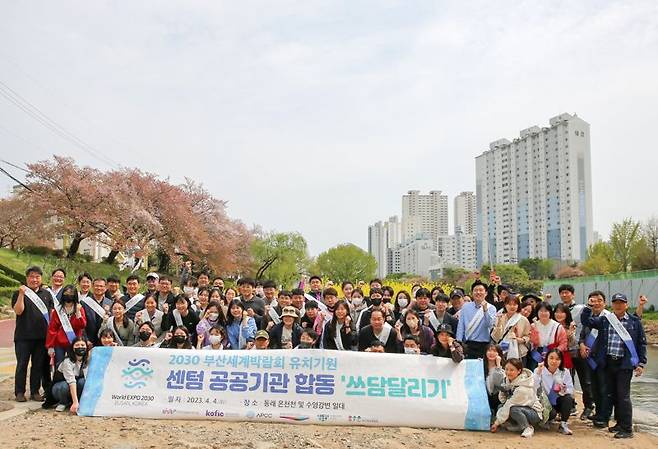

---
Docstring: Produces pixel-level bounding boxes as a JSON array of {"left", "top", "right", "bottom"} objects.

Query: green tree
[
  {"left": 519, "top": 258, "right": 554, "bottom": 280},
  {"left": 609, "top": 218, "right": 642, "bottom": 272},
  {"left": 480, "top": 264, "right": 530, "bottom": 288},
  {"left": 581, "top": 241, "right": 618, "bottom": 275},
  {"left": 251, "top": 232, "right": 309, "bottom": 287},
  {"left": 440, "top": 267, "right": 471, "bottom": 286},
  {"left": 314, "top": 244, "right": 376, "bottom": 282},
  {"left": 632, "top": 217, "right": 658, "bottom": 270}
]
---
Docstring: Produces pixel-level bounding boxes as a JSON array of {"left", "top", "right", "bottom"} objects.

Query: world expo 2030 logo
[{"left": 122, "top": 358, "right": 154, "bottom": 389}]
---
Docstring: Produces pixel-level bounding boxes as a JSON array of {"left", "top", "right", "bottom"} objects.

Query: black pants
[
  {"left": 14, "top": 339, "right": 49, "bottom": 396},
  {"left": 550, "top": 394, "right": 575, "bottom": 422},
  {"left": 571, "top": 354, "right": 594, "bottom": 409},
  {"left": 591, "top": 362, "right": 609, "bottom": 421},
  {"left": 464, "top": 341, "right": 488, "bottom": 359},
  {"left": 603, "top": 357, "right": 633, "bottom": 433}
]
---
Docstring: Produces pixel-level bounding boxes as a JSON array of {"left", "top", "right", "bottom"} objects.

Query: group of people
[{"left": 11, "top": 266, "right": 648, "bottom": 439}]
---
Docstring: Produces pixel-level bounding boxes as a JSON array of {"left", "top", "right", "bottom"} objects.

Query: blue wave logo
[{"left": 122, "top": 358, "right": 154, "bottom": 389}]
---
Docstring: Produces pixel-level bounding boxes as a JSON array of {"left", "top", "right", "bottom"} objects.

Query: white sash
[
  {"left": 374, "top": 322, "right": 392, "bottom": 345},
  {"left": 304, "top": 293, "right": 319, "bottom": 303},
  {"left": 81, "top": 296, "right": 107, "bottom": 320},
  {"left": 356, "top": 306, "right": 371, "bottom": 330},
  {"left": 54, "top": 304, "right": 76, "bottom": 344},
  {"left": 107, "top": 317, "right": 124, "bottom": 346},
  {"left": 465, "top": 305, "right": 485, "bottom": 340},
  {"left": 504, "top": 313, "right": 522, "bottom": 332},
  {"left": 605, "top": 313, "right": 639, "bottom": 367},
  {"left": 334, "top": 323, "right": 345, "bottom": 350},
  {"left": 268, "top": 306, "right": 281, "bottom": 325},
  {"left": 24, "top": 288, "right": 50, "bottom": 323},
  {"left": 139, "top": 309, "right": 153, "bottom": 323},
  {"left": 427, "top": 310, "right": 440, "bottom": 331},
  {"left": 125, "top": 294, "right": 145, "bottom": 312},
  {"left": 173, "top": 309, "right": 184, "bottom": 328},
  {"left": 570, "top": 304, "right": 584, "bottom": 325}
]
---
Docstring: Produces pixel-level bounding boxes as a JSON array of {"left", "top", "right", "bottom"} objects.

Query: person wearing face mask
[
  {"left": 402, "top": 334, "right": 423, "bottom": 355},
  {"left": 296, "top": 328, "right": 318, "bottom": 349},
  {"left": 46, "top": 285, "right": 87, "bottom": 368},
  {"left": 51, "top": 337, "right": 89, "bottom": 413},
  {"left": 199, "top": 325, "right": 226, "bottom": 350},
  {"left": 348, "top": 288, "right": 368, "bottom": 323},
  {"left": 322, "top": 301, "right": 356, "bottom": 351},
  {"left": 356, "top": 288, "right": 393, "bottom": 332},
  {"left": 132, "top": 322, "right": 158, "bottom": 348},
  {"left": 161, "top": 326, "right": 194, "bottom": 349},
  {"left": 431, "top": 323, "right": 464, "bottom": 363},
  {"left": 134, "top": 294, "right": 164, "bottom": 338},
  {"left": 392, "top": 290, "right": 411, "bottom": 321},
  {"left": 196, "top": 301, "right": 226, "bottom": 346},
  {"left": 395, "top": 309, "right": 434, "bottom": 354}
]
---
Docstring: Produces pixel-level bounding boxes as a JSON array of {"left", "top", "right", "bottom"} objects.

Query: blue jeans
[{"left": 52, "top": 378, "right": 85, "bottom": 406}]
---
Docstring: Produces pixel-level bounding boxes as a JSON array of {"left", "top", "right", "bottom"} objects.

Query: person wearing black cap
[
  {"left": 456, "top": 280, "right": 497, "bottom": 359},
  {"left": 580, "top": 292, "right": 647, "bottom": 439},
  {"left": 447, "top": 289, "right": 465, "bottom": 317},
  {"left": 431, "top": 323, "right": 464, "bottom": 363}
]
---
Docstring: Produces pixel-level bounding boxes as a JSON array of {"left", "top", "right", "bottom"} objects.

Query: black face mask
[
  {"left": 74, "top": 347, "right": 86, "bottom": 356},
  {"left": 371, "top": 298, "right": 382, "bottom": 306},
  {"left": 139, "top": 331, "right": 152, "bottom": 342},
  {"left": 298, "top": 342, "right": 313, "bottom": 349},
  {"left": 173, "top": 335, "right": 187, "bottom": 344}
]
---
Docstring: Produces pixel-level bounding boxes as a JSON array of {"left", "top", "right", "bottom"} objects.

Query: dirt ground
[{"left": 2, "top": 377, "right": 658, "bottom": 449}]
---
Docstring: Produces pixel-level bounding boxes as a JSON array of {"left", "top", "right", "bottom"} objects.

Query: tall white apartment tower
[
  {"left": 401, "top": 190, "right": 448, "bottom": 248},
  {"left": 454, "top": 191, "right": 476, "bottom": 234},
  {"left": 368, "top": 216, "right": 402, "bottom": 278},
  {"left": 475, "top": 113, "right": 593, "bottom": 266}
]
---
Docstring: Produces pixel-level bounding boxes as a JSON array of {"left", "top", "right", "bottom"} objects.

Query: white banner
[{"left": 79, "top": 347, "right": 489, "bottom": 430}]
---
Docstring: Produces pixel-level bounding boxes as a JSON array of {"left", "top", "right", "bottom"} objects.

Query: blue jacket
[
  {"left": 226, "top": 317, "right": 257, "bottom": 350},
  {"left": 580, "top": 307, "right": 647, "bottom": 370}
]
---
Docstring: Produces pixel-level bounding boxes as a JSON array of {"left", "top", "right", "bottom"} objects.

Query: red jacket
[{"left": 46, "top": 306, "right": 87, "bottom": 349}]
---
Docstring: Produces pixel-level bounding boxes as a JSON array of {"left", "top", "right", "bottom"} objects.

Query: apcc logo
[{"left": 122, "top": 358, "right": 154, "bottom": 389}]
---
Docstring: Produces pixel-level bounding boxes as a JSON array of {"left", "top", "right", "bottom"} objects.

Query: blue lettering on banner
[{"left": 341, "top": 375, "right": 450, "bottom": 399}]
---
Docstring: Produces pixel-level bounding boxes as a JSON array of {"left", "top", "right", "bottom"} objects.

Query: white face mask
[
  {"left": 397, "top": 297, "right": 409, "bottom": 308},
  {"left": 208, "top": 313, "right": 219, "bottom": 321},
  {"left": 406, "top": 319, "right": 418, "bottom": 329},
  {"left": 404, "top": 347, "right": 417, "bottom": 354},
  {"left": 183, "top": 286, "right": 195, "bottom": 296},
  {"left": 209, "top": 335, "right": 223, "bottom": 346},
  {"left": 352, "top": 297, "right": 363, "bottom": 306}
]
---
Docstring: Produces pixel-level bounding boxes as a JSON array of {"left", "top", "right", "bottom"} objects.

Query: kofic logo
[{"left": 122, "top": 358, "right": 154, "bottom": 389}]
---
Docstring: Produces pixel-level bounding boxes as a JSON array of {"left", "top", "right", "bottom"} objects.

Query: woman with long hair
[{"left": 51, "top": 337, "right": 90, "bottom": 413}]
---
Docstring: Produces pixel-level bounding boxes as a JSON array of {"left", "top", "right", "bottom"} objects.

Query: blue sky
[{"left": 1, "top": 1, "right": 657, "bottom": 255}]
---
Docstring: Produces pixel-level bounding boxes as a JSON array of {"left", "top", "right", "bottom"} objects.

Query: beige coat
[
  {"left": 491, "top": 312, "right": 531, "bottom": 358},
  {"left": 495, "top": 368, "right": 543, "bottom": 426}
]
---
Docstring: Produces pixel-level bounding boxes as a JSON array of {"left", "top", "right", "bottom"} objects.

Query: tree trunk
[
  {"left": 67, "top": 235, "right": 84, "bottom": 258},
  {"left": 105, "top": 249, "right": 119, "bottom": 264},
  {"left": 158, "top": 251, "right": 171, "bottom": 273}
]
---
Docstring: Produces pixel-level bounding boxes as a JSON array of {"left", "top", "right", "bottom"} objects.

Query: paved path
[{"left": 0, "top": 320, "right": 15, "bottom": 382}]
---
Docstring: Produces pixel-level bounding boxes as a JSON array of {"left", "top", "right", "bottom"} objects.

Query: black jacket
[
  {"left": 358, "top": 325, "right": 399, "bottom": 353},
  {"left": 322, "top": 320, "right": 356, "bottom": 350},
  {"left": 268, "top": 322, "right": 302, "bottom": 349}
]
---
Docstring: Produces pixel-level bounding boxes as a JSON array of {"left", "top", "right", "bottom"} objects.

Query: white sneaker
[
  {"left": 521, "top": 426, "right": 535, "bottom": 438},
  {"left": 559, "top": 422, "right": 573, "bottom": 435},
  {"left": 55, "top": 404, "right": 67, "bottom": 412}
]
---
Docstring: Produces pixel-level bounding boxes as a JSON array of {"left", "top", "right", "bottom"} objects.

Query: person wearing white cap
[
  {"left": 269, "top": 306, "right": 302, "bottom": 349},
  {"left": 145, "top": 272, "right": 159, "bottom": 296}
]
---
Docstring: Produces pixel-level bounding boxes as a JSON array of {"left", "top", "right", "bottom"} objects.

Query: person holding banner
[
  {"left": 491, "top": 295, "right": 530, "bottom": 363},
  {"left": 121, "top": 275, "right": 145, "bottom": 321},
  {"left": 81, "top": 278, "right": 112, "bottom": 346},
  {"left": 529, "top": 302, "right": 570, "bottom": 371},
  {"left": 533, "top": 349, "right": 575, "bottom": 435},
  {"left": 133, "top": 322, "right": 159, "bottom": 348},
  {"left": 226, "top": 299, "right": 257, "bottom": 350},
  {"left": 99, "top": 301, "right": 137, "bottom": 346},
  {"left": 456, "top": 280, "right": 496, "bottom": 360},
  {"left": 46, "top": 285, "right": 87, "bottom": 367},
  {"left": 358, "top": 309, "right": 398, "bottom": 353},
  {"left": 322, "top": 300, "right": 356, "bottom": 351},
  {"left": 580, "top": 293, "right": 647, "bottom": 439},
  {"left": 51, "top": 337, "right": 89, "bottom": 413},
  {"left": 12, "top": 266, "right": 54, "bottom": 402},
  {"left": 198, "top": 324, "right": 226, "bottom": 350},
  {"left": 491, "top": 358, "right": 544, "bottom": 438},
  {"left": 161, "top": 325, "right": 194, "bottom": 349}
]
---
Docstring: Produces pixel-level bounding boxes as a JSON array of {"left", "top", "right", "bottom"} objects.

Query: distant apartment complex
[{"left": 476, "top": 113, "right": 593, "bottom": 265}]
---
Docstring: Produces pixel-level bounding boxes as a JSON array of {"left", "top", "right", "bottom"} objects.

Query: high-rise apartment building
[
  {"left": 454, "top": 191, "right": 476, "bottom": 234},
  {"left": 401, "top": 190, "right": 448, "bottom": 247},
  {"left": 475, "top": 113, "right": 593, "bottom": 266},
  {"left": 368, "top": 216, "right": 402, "bottom": 278}
]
